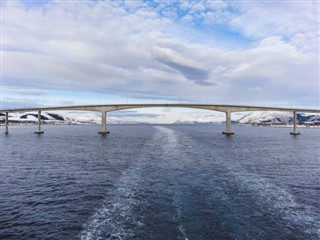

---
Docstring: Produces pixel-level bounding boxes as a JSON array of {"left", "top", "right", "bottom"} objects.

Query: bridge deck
[
  {"left": 1, "top": 103, "right": 319, "bottom": 113},
  {"left": 2, "top": 104, "right": 318, "bottom": 135}
]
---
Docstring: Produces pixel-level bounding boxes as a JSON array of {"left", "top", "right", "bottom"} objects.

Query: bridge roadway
[{"left": 1, "top": 103, "right": 320, "bottom": 135}]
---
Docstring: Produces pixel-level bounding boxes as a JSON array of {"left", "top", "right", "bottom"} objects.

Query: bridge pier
[
  {"left": 222, "top": 109, "right": 234, "bottom": 135},
  {"left": 34, "top": 110, "right": 44, "bottom": 134},
  {"left": 98, "top": 111, "right": 110, "bottom": 135},
  {"left": 4, "top": 112, "right": 9, "bottom": 134},
  {"left": 290, "top": 111, "right": 300, "bottom": 135}
]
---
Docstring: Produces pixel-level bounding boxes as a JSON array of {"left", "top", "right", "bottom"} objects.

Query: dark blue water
[{"left": 1, "top": 124, "right": 320, "bottom": 240}]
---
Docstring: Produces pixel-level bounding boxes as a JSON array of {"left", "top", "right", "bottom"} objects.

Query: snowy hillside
[
  {"left": 238, "top": 111, "right": 320, "bottom": 124},
  {"left": 1, "top": 110, "right": 319, "bottom": 125},
  {"left": 0, "top": 111, "right": 145, "bottom": 124},
  {"left": 174, "top": 120, "right": 215, "bottom": 124}
]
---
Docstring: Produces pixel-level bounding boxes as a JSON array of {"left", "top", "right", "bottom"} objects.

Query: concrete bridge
[{"left": 1, "top": 104, "right": 320, "bottom": 136}]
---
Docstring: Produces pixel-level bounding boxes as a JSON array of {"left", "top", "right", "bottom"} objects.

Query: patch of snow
[
  {"left": 0, "top": 111, "right": 146, "bottom": 125},
  {"left": 238, "top": 111, "right": 320, "bottom": 124}
]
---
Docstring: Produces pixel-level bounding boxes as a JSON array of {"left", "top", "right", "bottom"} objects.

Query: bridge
[{"left": 1, "top": 104, "right": 320, "bottom": 136}]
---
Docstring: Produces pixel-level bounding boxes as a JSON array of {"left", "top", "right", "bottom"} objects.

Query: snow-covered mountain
[
  {"left": 1, "top": 111, "right": 319, "bottom": 125},
  {"left": 238, "top": 111, "right": 320, "bottom": 124},
  {"left": 0, "top": 111, "right": 146, "bottom": 124},
  {"left": 174, "top": 120, "right": 215, "bottom": 124}
]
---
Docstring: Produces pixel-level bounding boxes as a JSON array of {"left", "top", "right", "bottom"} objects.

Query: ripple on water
[{"left": 1, "top": 125, "right": 319, "bottom": 240}]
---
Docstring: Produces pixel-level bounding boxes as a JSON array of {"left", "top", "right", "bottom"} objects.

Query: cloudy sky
[{"left": 1, "top": 0, "right": 319, "bottom": 122}]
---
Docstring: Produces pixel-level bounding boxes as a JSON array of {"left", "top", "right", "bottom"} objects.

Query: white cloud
[
  {"left": 1, "top": 0, "right": 319, "bottom": 118},
  {"left": 248, "top": 87, "right": 263, "bottom": 92},
  {"left": 205, "top": 0, "right": 227, "bottom": 11},
  {"left": 2, "top": 86, "right": 49, "bottom": 96},
  {"left": 227, "top": 1, "right": 319, "bottom": 52}
]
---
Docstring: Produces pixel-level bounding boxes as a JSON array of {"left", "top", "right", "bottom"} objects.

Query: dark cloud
[
  {"left": 153, "top": 47, "right": 211, "bottom": 84},
  {"left": 158, "top": 58, "right": 210, "bottom": 81},
  {"left": 195, "top": 81, "right": 217, "bottom": 86}
]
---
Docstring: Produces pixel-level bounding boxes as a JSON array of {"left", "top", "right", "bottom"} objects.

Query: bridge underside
[{"left": 1, "top": 104, "right": 319, "bottom": 135}]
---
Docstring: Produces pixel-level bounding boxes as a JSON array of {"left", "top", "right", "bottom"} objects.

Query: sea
[{"left": 1, "top": 124, "right": 320, "bottom": 240}]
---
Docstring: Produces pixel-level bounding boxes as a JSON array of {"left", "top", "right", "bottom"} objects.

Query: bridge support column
[
  {"left": 222, "top": 109, "right": 234, "bottom": 135},
  {"left": 98, "top": 111, "right": 110, "bottom": 135},
  {"left": 34, "top": 110, "right": 44, "bottom": 134},
  {"left": 4, "top": 112, "right": 9, "bottom": 134},
  {"left": 290, "top": 111, "right": 300, "bottom": 135}
]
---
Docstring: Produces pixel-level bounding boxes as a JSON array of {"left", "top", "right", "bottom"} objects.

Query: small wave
[
  {"left": 80, "top": 163, "right": 144, "bottom": 240},
  {"left": 154, "top": 126, "right": 190, "bottom": 240},
  {"left": 218, "top": 162, "right": 320, "bottom": 238},
  {"left": 173, "top": 190, "right": 189, "bottom": 240},
  {"left": 80, "top": 126, "right": 178, "bottom": 240}
]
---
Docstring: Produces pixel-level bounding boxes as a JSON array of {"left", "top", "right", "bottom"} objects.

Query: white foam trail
[
  {"left": 80, "top": 155, "right": 144, "bottom": 240},
  {"left": 154, "top": 126, "right": 190, "bottom": 240},
  {"left": 81, "top": 126, "right": 181, "bottom": 240},
  {"left": 173, "top": 190, "right": 189, "bottom": 240}
]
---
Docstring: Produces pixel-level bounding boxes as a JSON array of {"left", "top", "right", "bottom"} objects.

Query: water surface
[{"left": 1, "top": 124, "right": 320, "bottom": 239}]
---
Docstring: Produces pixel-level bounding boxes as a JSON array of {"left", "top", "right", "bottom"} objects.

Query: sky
[{"left": 1, "top": 0, "right": 319, "bottom": 123}]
